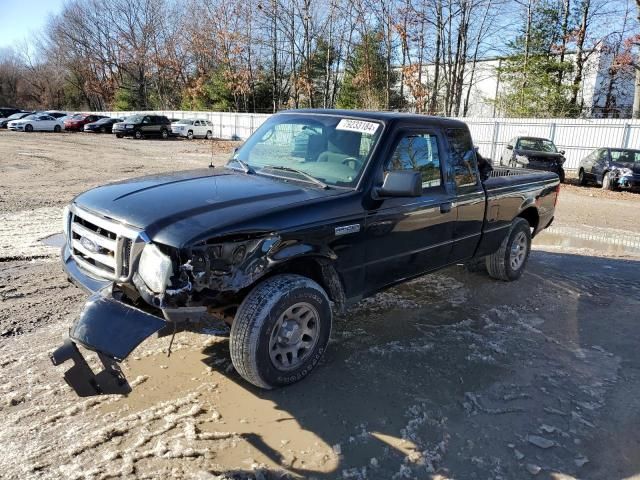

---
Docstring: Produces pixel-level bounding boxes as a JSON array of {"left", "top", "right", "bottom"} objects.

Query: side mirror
[
  {"left": 375, "top": 171, "right": 422, "bottom": 198},
  {"left": 559, "top": 150, "right": 565, "bottom": 155},
  {"left": 506, "top": 145, "right": 513, "bottom": 150}
]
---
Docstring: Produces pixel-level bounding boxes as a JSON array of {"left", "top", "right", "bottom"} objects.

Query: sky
[{"left": 0, "top": 0, "right": 65, "bottom": 49}]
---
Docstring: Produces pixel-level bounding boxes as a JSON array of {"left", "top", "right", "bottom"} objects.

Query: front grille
[{"left": 69, "top": 207, "right": 139, "bottom": 281}]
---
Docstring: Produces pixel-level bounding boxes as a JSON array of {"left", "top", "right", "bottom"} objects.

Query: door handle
[{"left": 440, "top": 202, "right": 452, "bottom": 214}]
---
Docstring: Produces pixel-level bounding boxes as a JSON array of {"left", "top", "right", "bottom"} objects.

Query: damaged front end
[
  {"left": 50, "top": 287, "right": 166, "bottom": 396},
  {"left": 52, "top": 223, "right": 286, "bottom": 396}
]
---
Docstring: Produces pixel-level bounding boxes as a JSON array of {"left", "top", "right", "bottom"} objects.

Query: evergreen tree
[{"left": 498, "top": 0, "right": 577, "bottom": 117}]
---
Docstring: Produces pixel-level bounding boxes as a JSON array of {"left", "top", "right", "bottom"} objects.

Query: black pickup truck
[{"left": 51, "top": 110, "right": 559, "bottom": 395}]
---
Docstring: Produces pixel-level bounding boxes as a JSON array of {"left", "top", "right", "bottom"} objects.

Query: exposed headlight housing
[{"left": 138, "top": 244, "right": 174, "bottom": 293}]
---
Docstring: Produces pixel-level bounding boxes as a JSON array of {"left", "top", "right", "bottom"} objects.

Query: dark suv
[{"left": 113, "top": 114, "right": 172, "bottom": 139}]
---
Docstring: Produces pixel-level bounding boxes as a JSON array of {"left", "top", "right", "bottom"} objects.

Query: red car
[{"left": 64, "top": 113, "right": 107, "bottom": 132}]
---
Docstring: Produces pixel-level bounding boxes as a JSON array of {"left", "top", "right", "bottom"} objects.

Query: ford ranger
[{"left": 51, "top": 110, "right": 559, "bottom": 396}]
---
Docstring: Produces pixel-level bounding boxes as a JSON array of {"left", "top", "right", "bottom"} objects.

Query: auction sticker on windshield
[{"left": 336, "top": 119, "right": 379, "bottom": 135}]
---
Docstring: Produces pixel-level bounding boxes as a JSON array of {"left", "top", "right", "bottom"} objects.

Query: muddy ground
[{"left": 1, "top": 131, "right": 639, "bottom": 480}]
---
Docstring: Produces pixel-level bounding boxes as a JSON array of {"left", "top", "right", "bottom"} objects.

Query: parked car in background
[
  {"left": 8, "top": 113, "right": 65, "bottom": 132},
  {"left": 83, "top": 117, "right": 123, "bottom": 133},
  {"left": 113, "top": 114, "right": 172, "bottom": 139},
  {"left": 44, "top": 110, "right": 68, "bottom": 119},
  {"left": 0, "top": 111, "right": 34, "bottom": 128},
  {"left": 171, "top": 118, "right": 214, "bottom": 139},
  {"left": 499, "top": 136, "right": 566, "bottom": 182},
  {"left": 65, "top": 113, "right": 108, "bottom": 132},
  {"left": 0, "top": 107, "right": 22, "bottom": 119},
  {"left": 578, "top": 148, "right": 640, "bottom": 190}
]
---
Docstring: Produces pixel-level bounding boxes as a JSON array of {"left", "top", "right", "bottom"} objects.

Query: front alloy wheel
[{"left": 230, "top": 274, "right": 332, "bottom": 389}]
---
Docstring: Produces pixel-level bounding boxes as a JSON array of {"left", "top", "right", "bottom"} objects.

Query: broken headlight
[
  {"left": 515, "top": 155, "right": 529, "bottom": 166},
  {"left": 138, "top": 244, "right": 174, "bottom": 293},
  {"left": 612, "top": 166, "right": 633, "bottom": 177}
]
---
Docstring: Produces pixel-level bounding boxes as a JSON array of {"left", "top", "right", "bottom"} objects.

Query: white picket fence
[{"left": 96, "top": 110, "right": 640, "bottom": 171}]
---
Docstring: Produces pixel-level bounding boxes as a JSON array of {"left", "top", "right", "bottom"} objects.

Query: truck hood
[{"left": 73, "top": 168, "right": 341, "bottom": 247}]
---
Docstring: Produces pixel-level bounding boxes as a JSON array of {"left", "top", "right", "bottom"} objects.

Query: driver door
[{"left": 364, "top": 130, "right": 456, "bottom": 295}]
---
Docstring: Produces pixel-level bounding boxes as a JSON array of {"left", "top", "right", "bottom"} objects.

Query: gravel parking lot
[{"left": 1, "top": 131, "right": 639, "bottom": 479}]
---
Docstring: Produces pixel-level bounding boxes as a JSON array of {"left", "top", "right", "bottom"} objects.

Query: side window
[
  {"left": 387, "top": 133, "right": 442, "bottom": 189},
  {"left": 194, "top": 120, "right": 201, "bottom": 126},
  {"left": 446, "top": 128, "right": 478, "bottom": 188},
  {"left": 596, "top": 149, "right": 608, "bottom": 162}
]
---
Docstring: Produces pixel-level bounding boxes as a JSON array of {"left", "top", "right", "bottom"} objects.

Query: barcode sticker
[{"left": 336, "top": 119, "right": 379, "bottom": 135}]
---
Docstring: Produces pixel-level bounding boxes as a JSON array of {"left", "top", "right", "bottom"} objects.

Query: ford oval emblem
[{"left": 79, "top": 236, "right": 99, "bottom": 253}]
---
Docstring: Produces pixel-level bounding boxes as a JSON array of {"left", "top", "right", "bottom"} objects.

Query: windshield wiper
[
  {"left": 227, "top": 157, "right": 254, "bottom": 174},
  {"left": 262, "top": 165, "right": 329, "bottom": 189}
]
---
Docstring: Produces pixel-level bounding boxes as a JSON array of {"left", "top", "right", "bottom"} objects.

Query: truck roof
[{"left": 282, "top": 109, "right": 468, "bottom": 129}]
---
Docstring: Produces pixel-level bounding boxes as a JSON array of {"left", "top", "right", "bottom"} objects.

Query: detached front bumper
[{"left": 52, "top": 246, "right": 166, "bottom": 396}]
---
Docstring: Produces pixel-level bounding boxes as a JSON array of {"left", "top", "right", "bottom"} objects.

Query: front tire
[
  {"left": 486, "top": 218, "right": 531, "bottom": 281},
  {"left": 187, "top": 130, "right": 194, "bottom": 140},
  {"left": 116, "top": 134, "right": 123, "bottom": 138},
  {"left": 230, "top": 274, "right": 332, "bottom": 389},
  {"left": 25, "top": 124, "right": 33, "bottom": 132},
  {"left": 578, "top": 169, "right": 587, "bottom": 186},
  {"left": 161, "top": 128, "right": 169, "bottom": 139},
  {"left": 134, "top": 129, "right": 143, "bottom": 140},
  {"left": 602, "top": 171, "right": 615, "bottom": 190}
]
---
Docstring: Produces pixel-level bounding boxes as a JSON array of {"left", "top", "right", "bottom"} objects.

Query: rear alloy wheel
[
  {"left": 486, "top": 217, "right": 531, "bottom": 281},
  {"left": 134, "top": 129, "right": 143, "bottom": 140},
  {"left": 25, "top": 124, "right": 33, "bottom": 132},
  {"left": 205, "top": 130, "right": 212, "bottom": 140},
  {"left": 187, "top": 130, "right": 194, "bottom": 140},
  {"left": 161, "top": 128, "right": 169, "bottom": 139},
  {"left": 602, "top": 171, "right": 615, "bottom": 191},
  {"left": 578, "top": 169, "right": 587, "bottom": 186},
  {"left": 53, "top": 125, "right": 61, "bottom": 133},
  {"left": 230, "top": 274, "right": 332, "bottom": 389}
]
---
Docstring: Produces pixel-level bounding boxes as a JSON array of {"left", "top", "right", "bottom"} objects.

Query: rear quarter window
[{"left": 446, "top": 127, "right": 478, "bottom": 188}]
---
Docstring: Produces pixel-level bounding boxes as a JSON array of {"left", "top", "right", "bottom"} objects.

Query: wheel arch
[
  {"left": 269, "top": 255, "right": 346, "bottom": 314},
  {"left": 517, "top": 206, "right": 540, "bottom": 235}
]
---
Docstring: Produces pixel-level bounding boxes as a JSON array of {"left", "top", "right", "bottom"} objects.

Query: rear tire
[
  {"left": 53, "top": 125, "right": 61, "bottom": 133},
  {"left": 116, "top": 134, "right": 123, "bottom": 138},
  {"left": 486, "top": 218, "right": 531, "bottom": 282},
  {"left": 205, "top": 130, "right": 212, "bottom": 140},
  {"left": 25, "top": 124, "right": 33, "bottom": 132},
  {"left": 100, "top": 126, "right": 106, "bottom": 133},
  {"left": 230, "top": 274, "right": 332, "bottom": 389}
]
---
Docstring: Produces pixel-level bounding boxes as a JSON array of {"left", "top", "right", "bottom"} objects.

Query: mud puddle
[{"left": 535, "top": 225, "right": 640, "bottom": 256}]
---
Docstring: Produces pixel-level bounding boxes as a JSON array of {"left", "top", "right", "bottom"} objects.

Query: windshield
[
  {"left": 610, "top": 149, "right": 640, "bottom": 163},
  {"left": 233, "top": 114, "right": 383, "bottom": 187},
  {"left": 71, "top": 114, "right": 85, "bottom": 120},
  {"left": 125, "top": 115, "right": 143, "bottom": 123},
  {"left": 7, "top": 112, "right": 27, "bottom": 120},
  {"left": 23, "top": 115, "right": 37, "bottom": 120},
  {"left": 516, "top": 138, "right": 557, "bottom": 153}
]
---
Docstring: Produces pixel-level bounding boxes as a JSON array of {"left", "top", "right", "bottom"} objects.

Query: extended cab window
[
  {"left": 446, "top": 128, "right": 478, "bottom": 188},
  {"left": 387, "top": 133, "right": 441, "bottom": 188}
]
